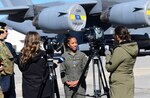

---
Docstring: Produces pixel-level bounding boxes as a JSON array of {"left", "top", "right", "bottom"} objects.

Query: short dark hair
[{"left": 0, "top": 22, "right": 7, "bottom": 34}]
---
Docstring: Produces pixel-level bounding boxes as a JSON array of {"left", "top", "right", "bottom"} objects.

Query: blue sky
[
  {"left": 0, "top": 0, "right": 79, "bottom": 6},
  {"left": 33, "top": 0, "right": 79, "bottom": 4}
]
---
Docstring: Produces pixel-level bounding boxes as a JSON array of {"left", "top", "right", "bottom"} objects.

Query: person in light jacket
[{"left": 105, "top": 25, "right": 139, "bottom": 98}]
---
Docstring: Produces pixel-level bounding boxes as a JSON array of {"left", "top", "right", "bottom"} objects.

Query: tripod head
[
  {"left": 41, "top": 36, "right": 64, "bottom": 64},
  {"left": 83, "top": 26, "right": 105, "bottom": 55},
  {"left": 42, "top": 36, "right": 62, "bottom": 58}
]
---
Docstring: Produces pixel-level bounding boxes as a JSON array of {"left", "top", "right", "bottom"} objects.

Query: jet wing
[
  {"left": 76, "top": 0, "right": 97, "bottom": 5},
  {"left": 36, "top": 0, "right": 99, "bottom": 14},
  {"left": 74, "top": 0, "right": 101, "bottom": 14},
  {"left": 0, "top": 6, "right": 29, "bottom": 14}
]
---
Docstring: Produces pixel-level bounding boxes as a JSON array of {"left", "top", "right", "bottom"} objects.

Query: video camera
[
  {"left": 39, "top": 36, "right": 61, "bottom": 98},
  {"left": 82, "top": 26, "right": 107, "bottom": 55},
  {"left": 82, "top": 26, "right": 118, "bottom": 56},
  {"left": 83, "top": 26, "right": 104, "bottom": 48},
  {"left": 71, "top": 26, "right": 110, "bottom": 98},
  {"left": 41, "top": 36, "right": 64, "bottom": 63},
  {"left": 84, "top": 26, "right": 104, "bottom": 40},
  {"left": 41, "top": 36, "right": 62, "bottom": 55}
]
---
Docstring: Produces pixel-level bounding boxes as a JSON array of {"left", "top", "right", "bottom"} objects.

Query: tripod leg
[
  {"left": 53, "top": 70, "right": 60, "bottom": 98},
  {"left": 49, "top": 63, "right": 55, "bottom": 98},
  {"left": 37, "top": 61, "right": 60, "bottom": 98},
  {"left": 98, "top": 56, "right": 110, "bottom": 98},
  {"left": 71, "top": 55, "right": 92, "bottom": 98},
  {"left": 92, "top": 58, "right": 102, "bottom": 98},
  {"left": 92, "top": 58, "right": 96, "bottom": 94}
]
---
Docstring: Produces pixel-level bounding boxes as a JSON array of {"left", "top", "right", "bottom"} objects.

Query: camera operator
[
  {"left": 105, "top": 26, "right": 139, "bottom": 98},
  {"left": 18, "top": 31, "right": 52, "bottom": 98},
  {"left": 60, "top": 36, "right": 88, "bottom": 98}
]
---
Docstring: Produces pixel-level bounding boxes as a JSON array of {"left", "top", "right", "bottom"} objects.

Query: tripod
[
  {"left": 47, "top": 55, "right": 60, "bottom": 98},
  {"left": 38, "top": 37, "right": 60, "bottom": 98},
  {"left": 71, "top": 44, "right": 110, "bottom": 98},
  {"left": 37, "top": 53, "right": 60, "bottom": 98}
]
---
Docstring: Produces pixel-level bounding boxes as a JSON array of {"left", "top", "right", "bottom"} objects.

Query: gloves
[
  {"left": 104, "top": 45, "right": 111, "bottom": 56},
  {"left": 58, "top": 57, "right": 65, "bottom": 63},
  {"left": 105, "top": 50, "right": 111, "bottom": 56},
  {"left": 105, "top": 45, "right": 111, "bottom": 63}
]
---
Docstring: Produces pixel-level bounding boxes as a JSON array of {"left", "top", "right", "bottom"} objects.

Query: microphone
[{"left": 57, "top": 57, "right": 65, "bottom": 63}]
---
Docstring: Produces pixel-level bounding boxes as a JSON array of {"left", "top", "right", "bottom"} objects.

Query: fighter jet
[{"left": 0, "top": 0, "right": 150, "bottom": 55}]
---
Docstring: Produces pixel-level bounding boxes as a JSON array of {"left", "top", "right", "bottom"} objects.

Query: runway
[{"left": 14, "top": 56, "right": 150, "bottom": 98}]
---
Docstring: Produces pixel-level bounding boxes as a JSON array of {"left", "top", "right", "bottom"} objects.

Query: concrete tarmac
[{"left": 14, "top": 56, "right": 150, "bottom": 98}]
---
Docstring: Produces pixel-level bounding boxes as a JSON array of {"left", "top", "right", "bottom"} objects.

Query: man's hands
[{"left": 66, "top": 80, "right": 79, "bottom": 87}]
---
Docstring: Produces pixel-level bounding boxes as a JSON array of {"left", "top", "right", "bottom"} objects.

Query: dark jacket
[
  {"left": 5, "top": 42, "right": 19, "bottom": 65},
  {"left": 18, "top": 50, "right": 51, "bottom": 98}
]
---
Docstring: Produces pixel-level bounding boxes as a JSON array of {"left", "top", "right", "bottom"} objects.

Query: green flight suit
[
  {"left": 60, "top": 50, "right": 88, "bottom": 98},
  {"left": 105, "top": 42, "right": 138, "bottom": 98}
]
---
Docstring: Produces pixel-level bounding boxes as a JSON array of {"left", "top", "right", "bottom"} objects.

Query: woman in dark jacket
[{"left": 18, "top": 31, "right": 51, "bottom": 98}]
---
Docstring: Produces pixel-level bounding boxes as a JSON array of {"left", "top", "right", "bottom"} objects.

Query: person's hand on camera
[
  {"left": 104, "top": 45, "right": 111, "bottom": 56},
  {"left": 105, "top": 45, "right": 112, "bottom": 63},
  {"left": 105, "top": 50, "right": 111, "bottom": 56}
]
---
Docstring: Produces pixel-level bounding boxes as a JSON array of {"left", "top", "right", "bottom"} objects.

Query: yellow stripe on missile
[
  {"left": 70, "top": 14, "right": 76, "bottom": 20},
  {"left": 146, "top": 10, "right": 150, "bottom": 15},
  {"left": 70, "top": 14, "right": 86, "bottom": 21},
  {"left": 80, "top": 15, "right": 86, "bottom": 21}
]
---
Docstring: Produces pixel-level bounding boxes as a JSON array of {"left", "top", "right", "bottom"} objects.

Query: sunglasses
[{"left": 5, "top": 30, "right": 8, "bottom": 32}]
